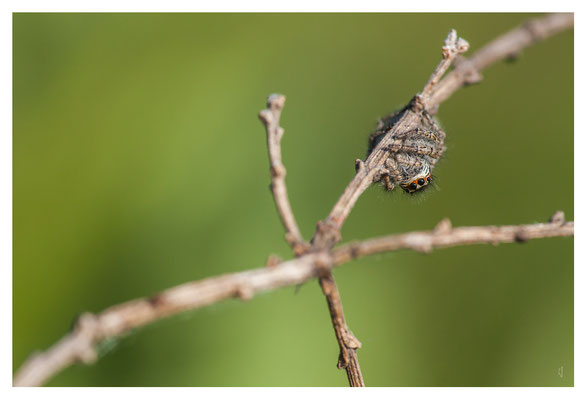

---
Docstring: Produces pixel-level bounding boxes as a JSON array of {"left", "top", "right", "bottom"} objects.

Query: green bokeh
[{"left": 13, "top": 13, "right": 573, "bottom": 386}]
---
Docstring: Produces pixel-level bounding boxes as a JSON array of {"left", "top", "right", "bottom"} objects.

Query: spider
[{"left": 367, "top": 108, "right": 446, "bottom": 194}]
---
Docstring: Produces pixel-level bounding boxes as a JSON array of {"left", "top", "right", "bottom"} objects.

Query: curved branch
[
  {"left": 14, "top": 214, "right": 573, "bottom": 386},
  {"left": 259, "top": 94, "right": 309, "bottom": 255}
]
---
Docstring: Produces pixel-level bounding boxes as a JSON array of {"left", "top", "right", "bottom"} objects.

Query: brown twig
[
  {"left": 304, "top": 13, "right": 573, "bottom": 386},
  {"left": 13, "top": 14, "right": 574, "bottom": 387},
  {"left": 259, "top": 94, "right": 365, "bottom": 384},
  {"left": 259, "top": 94, "right": 309, "bottom": 255},
  {"left": 332, "top": 212, "right": 574, "bottom": 264},
  {"left": 312, "top": 13, "right": 573, "bottom": 249},
  {"left": 307, "top": 28, "right": 471, "bottom": 386},
  {"left": 428, "top": 13, "right": 574, "bottom": 110},
  {"left": 420, "top": 29, "right": 470, "bottom": 101},
  {"left": 311, "top": 29, "right": 471, "bottom": 250},
  {"left": 13, "top": 214, "right": 573, "bottom": 386}
]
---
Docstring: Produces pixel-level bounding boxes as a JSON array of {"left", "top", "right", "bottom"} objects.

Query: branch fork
[{"left": 13, "top": 14, "right": 574, "bottom": 387}]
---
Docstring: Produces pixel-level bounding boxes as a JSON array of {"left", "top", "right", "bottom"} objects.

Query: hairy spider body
[{"left": 367, "top": 109, "right": 446, "bottom": 193}]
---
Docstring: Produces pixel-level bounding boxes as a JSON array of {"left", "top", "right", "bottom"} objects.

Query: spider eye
[
  {"left": 427, "top": 176, "right": 431, "bottom": 183},
  {"left": 418, "top": 178, "right": 425, "bottom": 185},
  {"left": 409, "top": 182, "right": 417, "bottom": 190}
]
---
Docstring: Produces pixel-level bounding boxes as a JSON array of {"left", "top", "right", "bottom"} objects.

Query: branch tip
[
  {"left": 258, "top": 109, "right": 272, "bottom": 125},
  {"left": 266, "top": 93, "right": 286, "bottom": 111}
]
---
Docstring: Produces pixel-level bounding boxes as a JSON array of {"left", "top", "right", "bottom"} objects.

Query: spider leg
[
  {"left": 384, "top": 158, "right": 404, "bottom": 183},
  {"left": 416, "top": 128, "right": 442, "bottom": 143},
  {"left": 382, "top": 175, "right": 395, "bottom": 191},
  {"left": 422, "top": 111, "right": 446, "bottom": 142},
  {"left": 386, "top": 139, "right": 444, "bottom": 159}
]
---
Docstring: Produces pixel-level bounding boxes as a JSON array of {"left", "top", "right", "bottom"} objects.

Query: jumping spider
[{"left": 367, "top": 108, "right": 446, "bottom": 194}]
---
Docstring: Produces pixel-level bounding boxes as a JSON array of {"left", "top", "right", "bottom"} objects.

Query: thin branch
[
  {"left": 419, "top": 29, "right": 470, "bottom": 101},
  {"left": 316, "top": 270, "right": 364, "bottom": 386},
  {"left": 332, "top": 211, "right": 574, "bottom": 264},
  {"left": 14, "top": 214, "right": 573, "bottom": 387},
  {"left": 305, "top": 13, "right": 572, "bottom": 386},
  {"left": 13, "top": 251, "right": 327, "bottom": 387},
  {"left": 312, "top": 13, "right": 574, "bottom": 250},
  {"left": 258, "top": 95, "right": 365, "bottom": 384},
  {"left": 311, "top": 29, "right": 470, "bottom": 250},
  {"left": 14, "top": 14, "right": 574, "bottom": 387},
  {"left": 428, "top": 13, "right": 574, "bottom": 110},
  {"left": 318, "top": 271, "right": 364, "bottom": 386},
  {"left": 259, "top": 94, "right": 309, "bottom": 255},
  {"left": 307, "top": 28, "right": 471, "bottom": 386}
]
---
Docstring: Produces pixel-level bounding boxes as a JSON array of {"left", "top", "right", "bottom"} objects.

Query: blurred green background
[{"left": 13, "top": 13, "right": 573, "bottom": 386}]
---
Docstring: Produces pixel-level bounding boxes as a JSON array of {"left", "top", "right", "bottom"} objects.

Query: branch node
[
  {"left": 434, "top": 218, "right": 453, "bottom": 234},
  {"left": 453, "top": 56, "right": 484, "bottom": 85},
  {"left": 343, "top": 331, "right": 362, "bottom": 350},
  {"left": 265, "top": 254, "right": 282, "bottom": 268},
  {"left": 524, "top": 19, "right": 549, "bottom": 42},
  {"left": 270, "top": 164, "right": 286, "bottom": 178},
  {"left": 514, "top": 229, "right": 530, "bottom": 243},
  {"left": 235, "top": 285, "right": 254, "bottom": 302},
  {"left": 403, "top": 234, "right": 433, "bottom": 253},
  {"left": 410, "top": 94, "right": 426, "bottom": 113},
  {"left": 73, "top": 313, "right": 99, "bottom": 364},
  {"left": 354, "top": 159, "right": 365, "bottom": 173},
  {"left": 549, "top": 210, "right": 566, "bottom": 226},
  {"left": 257, "top": 109, "right": 273, "bottom": 125},
  {"left": 312, "top": 220, "right": 342, "bottom": 250},
  {"left": 314, "top": 252, "right": 334, "bottom": 277}
]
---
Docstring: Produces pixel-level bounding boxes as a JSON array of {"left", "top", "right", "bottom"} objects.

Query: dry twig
[
  {"left": 13, "top": 215, "right": 573, "bottom": 387},
  {"left": 307, "top": 27, "right": 469, "bottom": 386},
  {"left": 429, "top": 13, "right": 574, "bottom": 110},
  {"left": 259, "top": 94, "right": 309, "bottom": 255},
  {"left": 13, "top": 13, "right": 574, "bottom": 387},
  {"left": 305, "top": 14, "right": 572, "bottom": 384}
]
